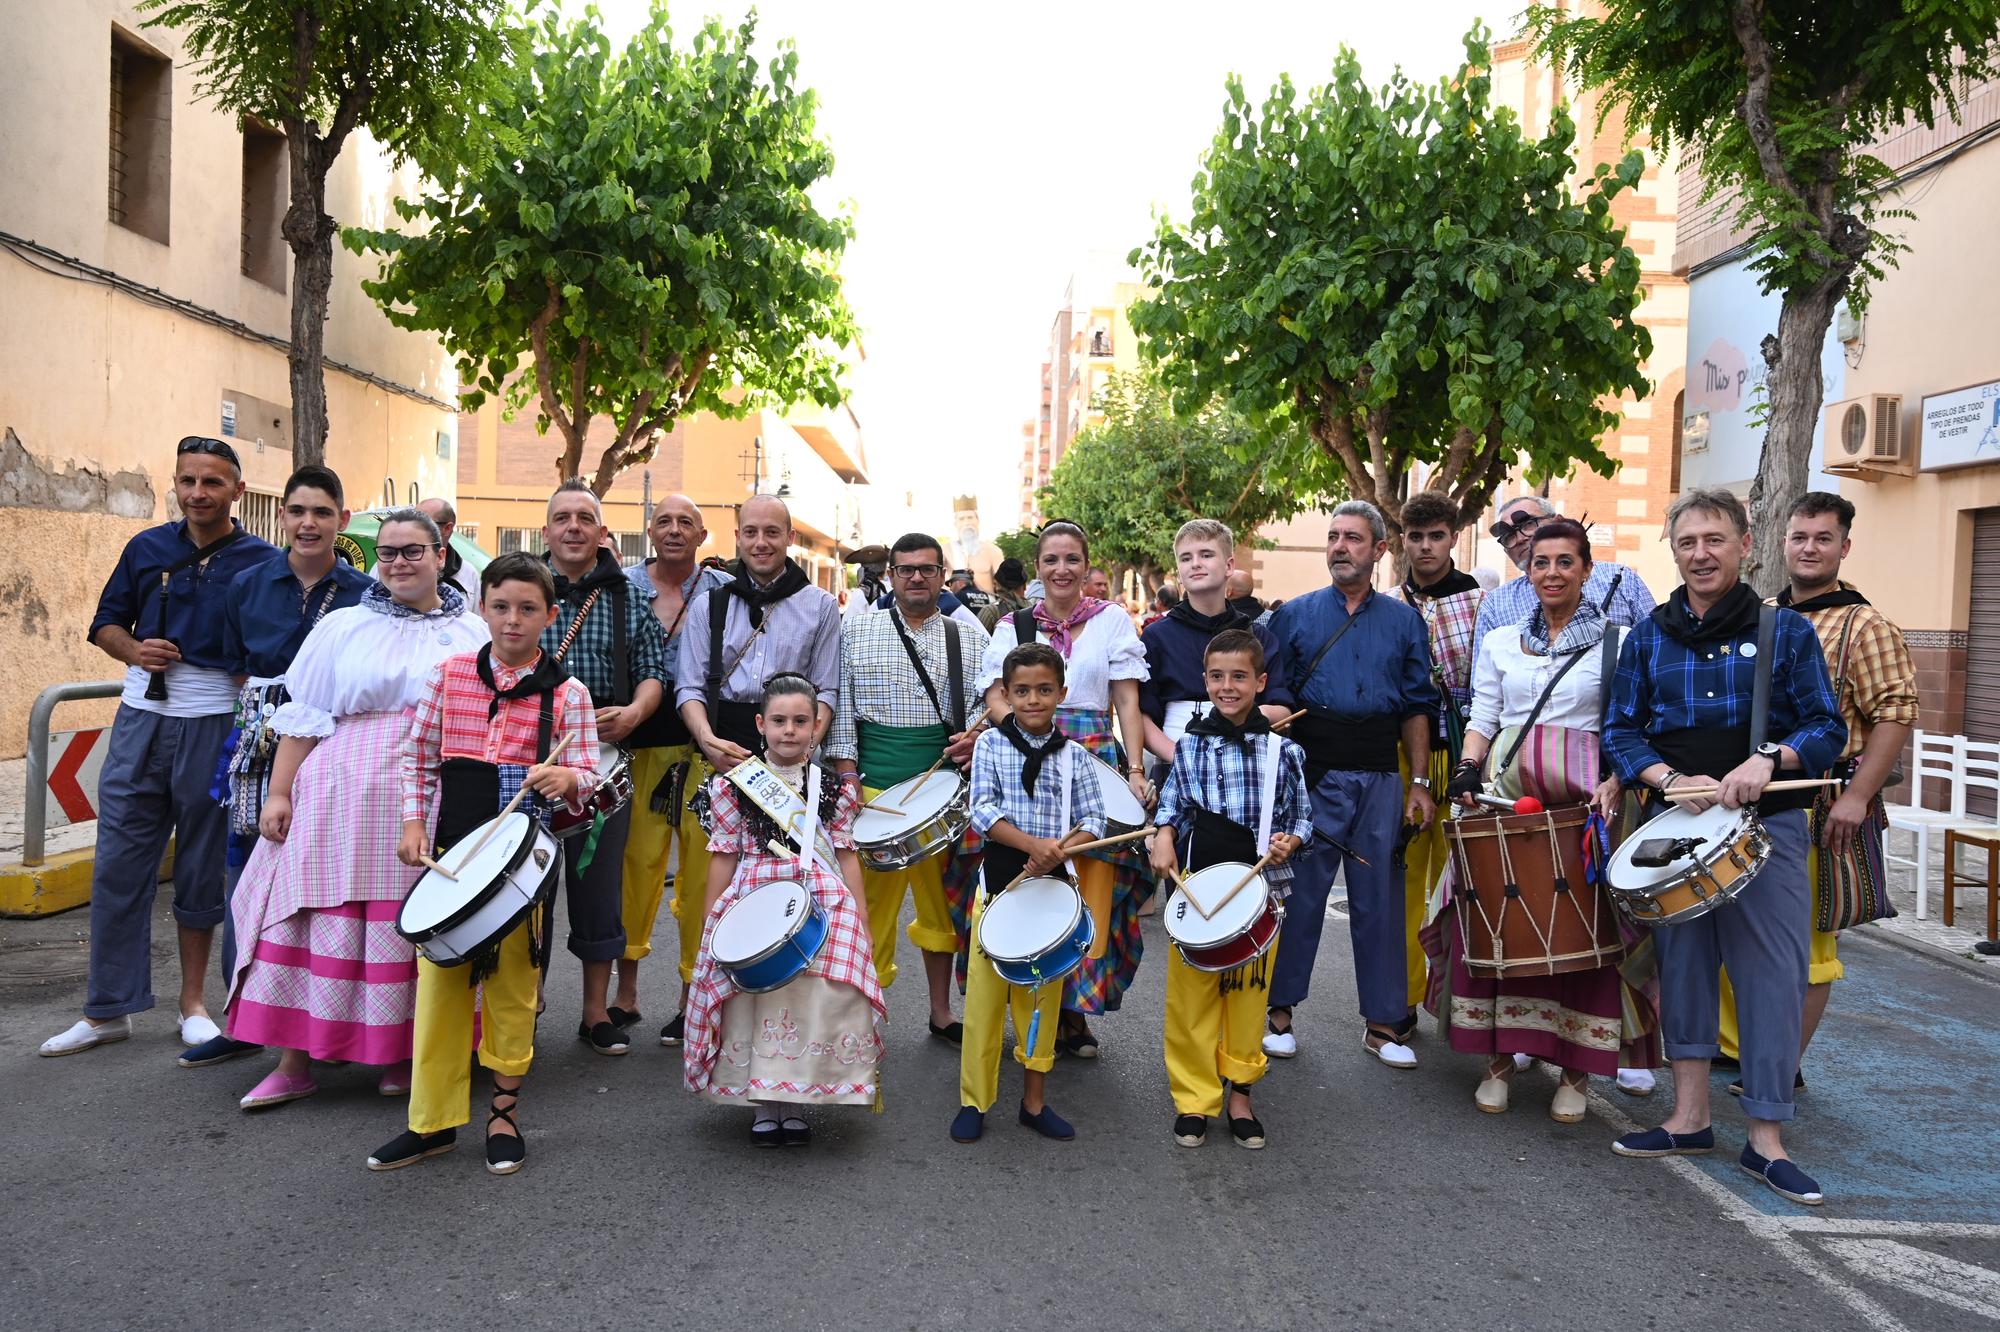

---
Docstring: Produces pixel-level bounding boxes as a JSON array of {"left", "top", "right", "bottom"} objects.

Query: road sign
[{"left": 45, "top": 728, "right": 107, "bottom": 827}]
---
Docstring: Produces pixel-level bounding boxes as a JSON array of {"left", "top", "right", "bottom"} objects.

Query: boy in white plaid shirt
[
  {"left": 952, "top": 642, "right": 1105, "bottom": 1145},
  {"left": 1149, "top": 629, "right": 1312, "bottom": 1150}
]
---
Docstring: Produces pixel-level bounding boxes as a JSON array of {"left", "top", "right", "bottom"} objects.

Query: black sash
[
  {"left": 1184, "top": 805, "right": 1258, "bottom": 873},
  {"left": 1288, "top": 711, "right": 1401, "bottom": 779},
  {"left": 891, "top": 609, "right": 966, "bottom": 731}
]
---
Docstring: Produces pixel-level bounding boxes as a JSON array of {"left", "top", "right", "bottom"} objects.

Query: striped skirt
[
  {"left": 229, "top": 900, "right": 418, "bottom": 1063},
  {"left": 1057, "top": 706, "right": 1151, "bottom": 1015}
]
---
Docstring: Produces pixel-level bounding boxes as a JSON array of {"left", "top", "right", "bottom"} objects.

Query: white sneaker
[
  {"left": 1616, "top": 1067, "right": 1656, "bottom": 1096},
  {"left": 178, "top": 1011, "right": 222, "bottom": 1047},
  {"left": 39, "top": 1017, "right": 132, "bottom": 1057},
  {"left": 1262, "top": 1027, "right": 1299, "bottom": 1059},
  {"left": 1366, "top": 1034, "right": 1418, "bottom": 1069}
]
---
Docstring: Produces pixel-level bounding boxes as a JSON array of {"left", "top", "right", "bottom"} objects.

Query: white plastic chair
[{"left": 1883, "top": 729, "right": 1967, "bottom": 919}]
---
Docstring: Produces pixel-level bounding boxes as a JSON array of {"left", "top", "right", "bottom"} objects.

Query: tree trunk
[
  {"left": 282, "top": 137, "right": 335, "bottom": 469},
  {"left": 1744, "top": 285, "right": 1842, "bottom": 593}
]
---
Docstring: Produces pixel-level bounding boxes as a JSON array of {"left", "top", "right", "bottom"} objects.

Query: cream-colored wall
[{"left": 1829, "top": 132, "right": 2000, "bottom": 632}]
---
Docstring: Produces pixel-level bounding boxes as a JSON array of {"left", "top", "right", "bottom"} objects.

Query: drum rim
[
  {"left": 712, "top": 879, "right": 821, "bottom": 969},
  {"left": 1164, "top": 862, "right": 1272, "bottom": 948},
  {"left": 978, "top": 876, "right": 1086, "bottom": 964},
  {"left": 398, "top": 812, "right": 547, "bottom": 940},
  {"left": 415, "top": 875, "right": 550, "bottom": 966},
  {"left": 1444, "top": 802, "right": 1596, "bottom": 841},
  {"left": 852, "top": 778, "right": 969, "bottom": 846}
]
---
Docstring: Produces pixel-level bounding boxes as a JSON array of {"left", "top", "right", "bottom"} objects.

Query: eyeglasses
[
  {"left": 891, "top": 563, "right": 943, "bottom": 578},
  {"left": 377, "top": 543, "right": 441, "bottom": 565},
  {"left": 1488, "top": 511, "right": 1545, "bottom": 542},
  {"left": 177, "top": 435, "right": 242, "bottom": 471}
]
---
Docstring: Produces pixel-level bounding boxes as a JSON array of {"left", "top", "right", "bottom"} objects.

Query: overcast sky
[{"left": 587, "top": 0, "right": 1506, "bottom": 533}]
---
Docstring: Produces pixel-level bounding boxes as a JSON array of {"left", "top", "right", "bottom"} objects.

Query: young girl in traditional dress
[{"left": 683, "top": 674, "right": 884, "bottom": 1146}]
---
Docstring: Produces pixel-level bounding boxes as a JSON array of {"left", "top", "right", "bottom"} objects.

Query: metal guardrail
[{"left": 23, "top": 681, "right": 123, "bottom": 867}]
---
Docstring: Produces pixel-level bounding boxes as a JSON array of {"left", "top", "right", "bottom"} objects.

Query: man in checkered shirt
[{"left": 828, "top": 532, "right": 990, "bottom": 1042}]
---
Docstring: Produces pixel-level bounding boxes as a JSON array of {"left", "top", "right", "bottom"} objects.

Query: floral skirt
[{"left": 703, "top": 976, "right": 882, "bottom": 1106}]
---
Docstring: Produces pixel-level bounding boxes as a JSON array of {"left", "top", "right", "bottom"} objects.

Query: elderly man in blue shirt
[
  {"left": 1602, "top": 487, "right": 1845, "bottom": 1207},
  {"left": 1263, "top": 501, "right": 1439, "bottom": 1068},
  {"left": 41, "top": 437, "right": 279, "bottom": 1057}
]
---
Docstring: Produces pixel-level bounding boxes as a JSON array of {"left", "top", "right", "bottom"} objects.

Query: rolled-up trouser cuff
[
  {"left": 1739, "top": 1093, "right": 1796, "bottom": 1123},
  {"left": 1664, "top": 1040, "right": 1722, "bottom": 1061}
]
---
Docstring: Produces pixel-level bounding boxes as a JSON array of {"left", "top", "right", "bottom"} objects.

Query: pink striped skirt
[{"left": 229, "top": 899, "right": 418, "bottom": 1063}]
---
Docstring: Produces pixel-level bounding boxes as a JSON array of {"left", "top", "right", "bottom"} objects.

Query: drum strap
[
  {"left": 889, "top": 608, "right": 965, "bottom": 731},
  {"left": 1257, "top": 733, "right": 1280, "bottom": 857},
  {"left": 1748, "top": 603, "right": 1777, "bottom": 750}
]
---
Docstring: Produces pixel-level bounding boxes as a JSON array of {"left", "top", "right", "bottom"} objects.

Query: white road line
[
  {"left": 1576, "top": 1078, "right": 1917, "bottom": 1332},
  {"left": 1823, "top": 1239, "right": 2000, "bottom": 1322},
  {"left": 1768, "top": 1218, "right": 2000, "bottom": 1241}
]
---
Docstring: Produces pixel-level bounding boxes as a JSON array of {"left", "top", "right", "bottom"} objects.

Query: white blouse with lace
[
  {"left": 1466, "top": 624, "right": 1628, "bottom": 740},
  {"left": 975, "top": 605, "right": 1149, "bottom": 711},
  {"left": 272, "top": 599, "right": 490, "bottom": 739}
]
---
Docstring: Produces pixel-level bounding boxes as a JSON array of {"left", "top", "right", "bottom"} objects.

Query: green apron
[{"left": 857, "top": 719, "right": 948, "bottom": 788}]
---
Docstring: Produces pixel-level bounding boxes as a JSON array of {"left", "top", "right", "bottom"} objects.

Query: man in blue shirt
[
  {"left": 1472, "top": 494, "right": 1656, "bottom": 650},
  {"left": 41, "top": 437, "right": 279, "bottom": 1057},
  {"left": 1263, "top": 501, "right": 1439, "bottom": 1068},
  {"left": 1602, "top": 488, "right": 1845, "bottom": 1207},
  {"left": 181, "top": 465, "right": 371, "bottom": 1068}
]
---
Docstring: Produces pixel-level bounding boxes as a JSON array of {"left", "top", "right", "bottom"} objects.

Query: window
[
  {"left": 109, "top": 29, "right": 171, "bottom": 244},
  {"left": 614, "top": 531, "right": 647, "bottom": 563},
  {"left": 435, "top": 430, "right": 453, "bottom": 459},
  {"left": 497, "top": 527, "right": 544, "bottom": 556},
  {"left": 238, "top": 490, "right": 282, "bottom": 545},
  {"left": 240, "top": 120, "right": 286, "bottom": 289}
]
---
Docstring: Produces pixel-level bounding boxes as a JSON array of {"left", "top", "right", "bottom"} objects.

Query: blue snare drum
[
  {"left": 710, "top": 879, "right": 830, "bottom": 993},
  {"left": 977, "top": 875, "right": 1095, "bottom": 989}
]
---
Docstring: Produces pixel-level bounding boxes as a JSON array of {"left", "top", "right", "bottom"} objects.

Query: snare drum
[
  {"left": 1080, "top": 750, "right": 1150, "bottom": 835},
  {"left": 397, "top": 812, "right": 560, "bottom": 966},
  {"left": 853, "top": 771, "right": 969, "bottom": 871},
  {"left": 1163, "top": 863, "right": 1283, "bottom": 972},
  {"left": 977, "top": 876, "right": 1095, "bottom": 989},
  {"left": 1606, "top": 803, "right": 1771, "bottom": 925},
  {"left": 549, "top": 743, "right": 633, "bottom": 840},
  {"left": 1446, "top": 803, "right": 1622, "bottom": 977},
  {"left": 710, "top": 879, "right": 831, "bottom": 993}
]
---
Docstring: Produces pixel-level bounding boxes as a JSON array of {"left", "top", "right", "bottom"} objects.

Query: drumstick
[
  {"left": 902, "top": 706, "right": 991, "bottom": 803},
  {"left": 1206, "top": 852, "right": 1274, "bottom": 921},
  {"left": 1000, "top": 822, "right": 1086, "bottom": 893},
  {"left": 1053, "top": 826, "right": 1158, "bottom": 856},
  {"left": 1272, "top": 708, "right": 1308, "bottom": 731},
  {"left": 1661, "top": 777, "right": 1842, "bottom": 802},
  {"left": 455, "top": 728, "right": 576, "bottom": 866},
  {"left": 418, "top": 855, "right": 458, "bottom": 882}
]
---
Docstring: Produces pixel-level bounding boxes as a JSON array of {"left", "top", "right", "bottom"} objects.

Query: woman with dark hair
[
  {"left": 977, "top": 520, "right": 1152, "bottom": 1055},
  {"left": 1429, "top": 518, "right": 1659, "bottom": 1121}
]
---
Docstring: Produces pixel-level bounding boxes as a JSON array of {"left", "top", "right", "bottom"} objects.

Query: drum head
[
  {"left": 1085, "top": 751, "right": 1149, "bottom": 826},
  {"left": 597, "top": 742, "right": 627, "bottom": 774},
  {"left": 980, "top": 876, "right": 1082, "bottom": 962},
  {"left": 1608, "top": 804, "right": 1746, "bottom": 890},
  {"left": 1166, "top": 864, "right": 1268, "bottom": 947},
  {"left": 404, "top": 812, "right": 534, "bottom": 933},
  {"left": 853, "top": 772, "right": 963, "bottom": 842},
  {"left": 712, "top": 880, "right": 811, "bottom": 967}
]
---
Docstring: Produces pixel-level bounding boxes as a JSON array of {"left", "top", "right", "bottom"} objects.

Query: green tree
[
  {"left": 143, "top": 0, "right": 518, "bottom": 467},
  {"left": 346, "top": 6, "right": 857, "bottom": 495},
  {"left": 1532, "top": 1, "right": 2000, "bottom": 589},
  {"left": 993, "top": 529, "right": 1040, "bottom": 564},
  {"left": 1130, "top": 30, "right": 1652, "bottom": 540},
  {"left": 1036, "top": 370, "right": 1332, "bottom": 587}
]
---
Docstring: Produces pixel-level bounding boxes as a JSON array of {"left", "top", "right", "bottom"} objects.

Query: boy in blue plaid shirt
[
  {"left": 1150, "top": 630, "right": 1312, "bottom": 1149},
  {"left": 952, "top": 642, "right": 1105, "bottom": 1145}
]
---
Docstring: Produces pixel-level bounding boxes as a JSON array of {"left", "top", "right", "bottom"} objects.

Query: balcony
[{"left": 781, "top": 400, "right": 868, "bottom": 483}]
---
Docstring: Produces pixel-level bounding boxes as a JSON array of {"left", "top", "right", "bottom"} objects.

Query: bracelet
[{"left": 1656, "top": 768, "right": 1681, "bottom": 793}]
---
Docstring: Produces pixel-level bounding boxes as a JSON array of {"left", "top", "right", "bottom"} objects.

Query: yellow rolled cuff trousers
[
  {"left": 1163, "top": 938, "right": 1276, "bottom": 1117},
  {"left": 408, "top": 918, "right": 538, "bottom": 1134},
  {"left": 959, "top": 892, "right": 1062, "bottom": 1112},
  {"left": 619, "top": 743, "right": 692, "bottom": 966},
  {"left": 859, "top": 783, "right": 962, "bottom": 991}
]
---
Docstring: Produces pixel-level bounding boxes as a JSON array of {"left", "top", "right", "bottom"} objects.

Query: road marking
[
  {"left": 1770, "top": 1218, "right": 2000, "bottom": 1241},
  {"left": 1823, "top": 1239, "right": 2000, "bottom": 1322}
]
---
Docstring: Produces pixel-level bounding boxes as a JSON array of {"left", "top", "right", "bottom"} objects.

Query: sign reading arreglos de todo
[{"left": 1920, "top": 378, "right": 2000, "bottom": 471}]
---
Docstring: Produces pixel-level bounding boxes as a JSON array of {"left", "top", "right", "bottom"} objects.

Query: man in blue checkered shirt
[{"left": 1601, "top": 488, "right": 1844, "bottom": 1208}]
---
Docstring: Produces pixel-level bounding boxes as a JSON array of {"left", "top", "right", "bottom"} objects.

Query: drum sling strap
[
  {"left": 1496, "top": 641, "right": 1595, "bottom": 778},
  {"left": 890, "top": 609, "right": 966, "bottom": 732}
]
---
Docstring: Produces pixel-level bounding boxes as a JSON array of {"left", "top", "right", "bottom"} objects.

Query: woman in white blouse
[
  {"left": 977, "top": 520, "right": 1151, "bottom": 1055},
  {"left": 1430, "top": 518, "right": 1658, "bottom": 1122},
  {"left": 225, "top": 510, "right": 488, "bottom": 1113}
]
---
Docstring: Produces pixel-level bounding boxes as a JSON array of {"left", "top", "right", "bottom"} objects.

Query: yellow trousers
[
  {"left": 620, "top": 743, "right": 692, "bottom": 964},
  {"left": 669, "top": 756, "right": 719, "bottom": 986},
  {"left": 959, "top": 893, "right": 1062, "bottom": 1112},
  {"left": 1718, "top": 925, "right": 1842, "bottom": 1060},
  {"left": 408, "top": 918, "right": 538, "bottom": 1134},
  {"left": 1401, "top": 751, "right": 1442, "bottom": 1009},
  {"left": 1163, "top": 938, "right": 1277, "bottom": 1116}
]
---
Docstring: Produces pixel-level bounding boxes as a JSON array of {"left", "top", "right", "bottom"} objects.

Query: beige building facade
[{"left": 0, "top": 0, "right": 458, "bottom": 758}]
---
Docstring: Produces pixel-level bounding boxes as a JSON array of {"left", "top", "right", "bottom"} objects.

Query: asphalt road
[{"left": 3, "top": 888, "right": 1995, "bottom": 1332}]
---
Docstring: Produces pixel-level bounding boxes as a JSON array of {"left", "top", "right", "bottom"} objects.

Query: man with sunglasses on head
[{"left": 42, "top": 437, "right": 280, "bottom": 1057}]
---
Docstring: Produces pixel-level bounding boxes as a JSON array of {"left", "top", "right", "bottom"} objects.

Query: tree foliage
[
  {"left": 1532, "top": 0, "right": 2000, "bottom": 590},
  {"left": 144, "top": 0, "right": 518, "bottom": 467},
  {"left": 993, "top": 529, "right": 1040, "bottom": 564},
  {"left": 1036, "top": 370, "right": 1333, "bottom": 585},
  {"left": 1130, "top": 28, "right": 1652, "bottom": 539},
  {"left": 346, "top": 5, "right": 857, "bottom": 495}
]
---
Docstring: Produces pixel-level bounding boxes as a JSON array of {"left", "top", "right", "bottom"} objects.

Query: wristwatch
[
  {"left": 1755, "top": 742, "right": 1783, "bottom": 765},
  {"left": 1410, "top": 775, "right": 1432, "bottom": 791}
]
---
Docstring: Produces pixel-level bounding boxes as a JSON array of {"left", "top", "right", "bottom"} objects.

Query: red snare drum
[{"left": 1163, "top": 863, "right": 1283, "bottom": 972}]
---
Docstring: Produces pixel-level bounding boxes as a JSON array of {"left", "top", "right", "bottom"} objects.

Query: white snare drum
[
  {"left": 1081, "top": 749, "right": 1150, "bottom": 835},
  {"left": 549, "top": 743, "right": 632, "bottom": 839},
  {"left": 397, "top": 812, "right": 559, "bottom": 966},
  {"left": 1164, "top": 863, "right": 1284, "bottom": 972},
  {"left": 853, "top": 771, "right": 969, "bottom": 871},
  {"left": 1606, "top": 803, "right": 1772, "bottom": 925}
]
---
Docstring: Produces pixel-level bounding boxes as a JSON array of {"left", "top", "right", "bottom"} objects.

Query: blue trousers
[
  {"left": 85, "top": 705, "right": 233, "bottom": 1020},
  {"left": 1268, "top": 769, "right": 1406, "bottom": 1024},
  {"left": 1653, "top": 807, "right": 1809, "bottom": 1122}
]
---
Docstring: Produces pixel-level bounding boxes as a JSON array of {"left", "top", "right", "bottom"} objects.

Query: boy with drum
[
  {"left": 953, "top": 643, "right": 1107, "bottom": 1144},
  {"left": 1148, "top": 630, "right": 1311, "bottom": 1149},
  {"left": 371, "top": 553, "right": 602, "bottom": 1175}
]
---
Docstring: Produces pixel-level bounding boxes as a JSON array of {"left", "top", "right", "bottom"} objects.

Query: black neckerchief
[
  {"left": 1778, "top": 582, "right": 1870, "bottom": 613},
  {"left": 1226, "top": 594, "right": 1265, "bottom": 621},
  {"left": 1185, "top": 708, "right": 1273, "bottom": 747},
  {"left": 1402, "top": 565, "right": 1481, "bottom": 600},
  {"left": 475, "top": 644, "right": 569, "bottom": 720},
  {"left": 1653, "top": 580, "right": 1762, "bottom": 647},
  {"left": 997, "top": 713, "right": 1069, "bottom": 796},
  {"left": 549, "top": 547, "right": 626, "bottom": 601},
  {"left": 1165, "top": 599, "right": 1250, "bottom": 635},
  {"left": 726, "top": 557, "right": 811, "bottom": 628}
]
